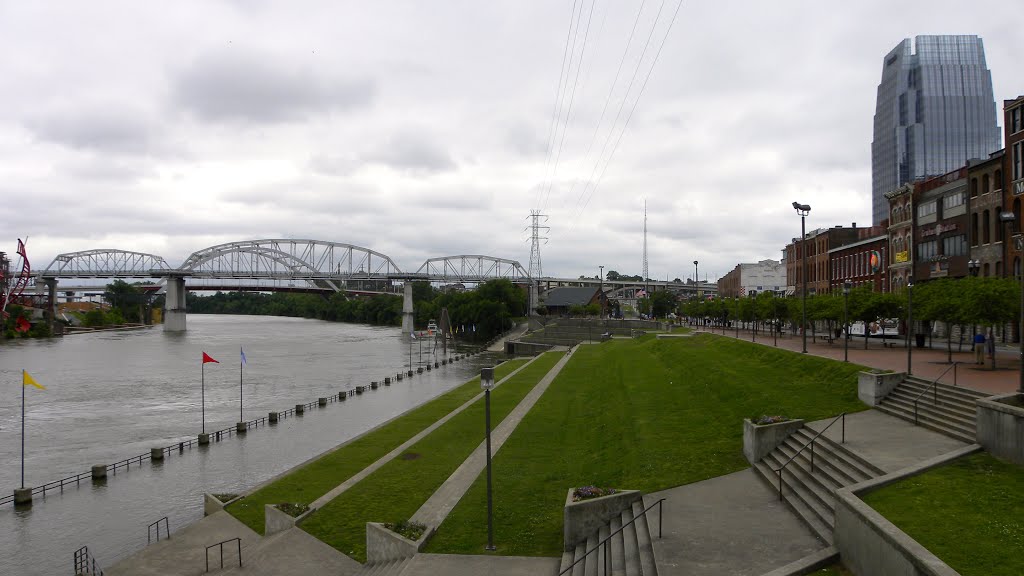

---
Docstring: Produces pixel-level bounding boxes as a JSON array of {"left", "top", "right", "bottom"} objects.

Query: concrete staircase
[
  {"left": 557, "top": 499, "right": 659, "bottom": 576},
  {"left": 753, "top": 427, "right": 885, "bottom": 545},
  {"left": 356, "top": 558, "right": 411, "bottom": 576},
  {"left": 875, "top": 376, "right": 987, "bottom": 443}
]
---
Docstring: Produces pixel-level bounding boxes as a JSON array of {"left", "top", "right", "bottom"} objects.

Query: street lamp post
[
  {"left": 693, "top": 260, "right": 699, "bottom": 296},
  {"left": 599, "top": 265, "right": 604, "bottom": 319},
  {"left": 907, "top": 276, "right": 914, "bottom": 375},
  {"left": 793, "top": 202, "right": 812, "bottom": 353},
  {"left": 772, "top": 294, "right": 778, "bottom": 347},
  {"left": 999, "top": 212, "right": 1024, "bottom": 393},
  {"left": 842, "top": 281, "right": 851, "bottom": 362},
  {"left": 481, "top": 367, "right": 496, "bottom": 551},
  {"left": 735, "top": 297, "right": 740, "bottom": 338}
]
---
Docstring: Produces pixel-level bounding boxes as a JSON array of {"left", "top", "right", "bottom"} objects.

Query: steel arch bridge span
[
  {"left": 415, "top": 255, "right": 529, "bottom": 283},
  {"left": 179, "top": 239, "right": 402, "bottom": 285},
  {"left": 39, "top": 249, "right": 171, "bottom": 278}
]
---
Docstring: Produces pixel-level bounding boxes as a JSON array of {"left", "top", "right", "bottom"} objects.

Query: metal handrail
[
  {"left": 558, "top": 498, "right": 665, "bottom": 575},
  {"left": 911, "top": 362, "right": 960, "bottom": 425},
  {"left": 773, "top": 413, "right": 846, "bottom": 500},
  {"left": 148, "top": 516, "right": 170, "bottom": 544},
  {"left": 73, "top": 545, "right": 104, "bottom": 575},
  {"left": 205, "top": 537, "right": 242, "bottom": 572}
]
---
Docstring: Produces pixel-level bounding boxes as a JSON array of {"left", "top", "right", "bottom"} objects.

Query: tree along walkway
[
  {"left": 307, "top": 356, "right": 542, "bottom": 511},
  {"left": 410, "top": 345, "right": 578, "bottom": 528}
]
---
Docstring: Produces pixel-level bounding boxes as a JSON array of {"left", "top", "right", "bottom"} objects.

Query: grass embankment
[
  {"left": 426, "top": 334, "right": 867, "bottom": 556},
  {"left": 862, "top": 452, "right": 1024, "bottom": 576},
  {"left": 299, "top": 351, "right": 563, "bottom": 562},
  {"left": 227, "top": 359, "right": 527, "bottom": 534}
]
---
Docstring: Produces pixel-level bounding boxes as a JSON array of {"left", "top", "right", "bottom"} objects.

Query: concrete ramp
[{"left": 222, "top": 527, "right": 361, "bottom": 575}]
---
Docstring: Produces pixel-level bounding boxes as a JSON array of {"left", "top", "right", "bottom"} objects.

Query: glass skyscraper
[{"left": 871, "top": 35, "right": 1001, "bottom": 225}]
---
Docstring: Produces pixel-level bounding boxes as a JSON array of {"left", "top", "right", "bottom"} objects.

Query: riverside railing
[
  {"left": 3, "top": 348, "right": 483, "bottom": 508},
  {"left": 205, "top": 537, "right": 242, "bottom": 572},
  {"left": 912, "top": 362, "right": 960, "bottom": 426},
  {"left": 73, "top": 545, "right": 104, "bottom": 576},
  {"left": 147, "top": 516, "right": 170, "bottom": 544}
]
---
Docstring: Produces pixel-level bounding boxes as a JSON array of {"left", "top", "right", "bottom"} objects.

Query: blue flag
[
  {"left": 240, "top": 347, "right": 247, "bottom": 366},
  {"left": 410, "top": 331, "right": 417, "bottom": 339}
]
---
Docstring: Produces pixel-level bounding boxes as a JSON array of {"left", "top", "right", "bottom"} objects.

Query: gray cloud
[
  {"left": 172, "top": 50, "right": 376, "bottom": 123},
  {"left": 24, "top": 105, "right": 160, "bottom": 155},
  {"left": 364, "top": 129, "right": 457, "bottom": 174}
]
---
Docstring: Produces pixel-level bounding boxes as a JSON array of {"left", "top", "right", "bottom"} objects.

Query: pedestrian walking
[{"left": 974, "top": 332, "right": 985, "bottom": 364}]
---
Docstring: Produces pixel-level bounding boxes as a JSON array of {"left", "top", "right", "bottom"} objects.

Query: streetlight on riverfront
[
  {"left": 792, "top": 202, "right": 811, "bottom": 353},
  {"left": 999, "top": 211, "right": 1024, "bottom": 393},
  {"left": 480, "top": 367, "right": 496, "bottom": 551},
  {"left": 842, "top": 281, "right": 851, "bottom": 362},
  {"left": 906, "top": 275, "right": 914, "bottom": 375}
]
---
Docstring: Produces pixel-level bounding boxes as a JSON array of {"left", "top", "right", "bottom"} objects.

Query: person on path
[
  {"left": 974, "top": 332, "right": 985, "bottom": 364},
  {"left": 987, "top": 329, "right": 996, "bottom": 366}
]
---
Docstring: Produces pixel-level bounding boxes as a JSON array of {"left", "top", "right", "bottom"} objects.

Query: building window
[
  {"left": 942, "top": 235, "right": 967, "bottom": 256},
  {"left": 982, "top": 174, "right": 990, "bottom": 195},
  {"left": 918, "top": 240, "right": 937, "bottom": 261},
  {"left": 984, "top": 263, "right": 990, "bottom": 277},
  {"left": 972, "top": 213, "right": 979, "bottom": 246},
  {"left": 1013, "top": 106, "right": 1023, "bottom": 134},
  {"left": 917, "top": 201, "right": 937, "bottom": 218},
  {"left": 984, "top": 209, "right": 991, "bottom": 244},
  {"left": 996, "top": 169, "right": 1003, "bottom": 191},
  {"left": 1014, "top": 142, "right": 1023, "bottom": 182},
  {"left": 971, "top": 177, "right": 979, "bottom": 197},
  {"left": 943, "top": 192, "right": 965, "bottom": 210},
  {"left": 997, "top": 261, "right": 1003, "bottom": 276}
]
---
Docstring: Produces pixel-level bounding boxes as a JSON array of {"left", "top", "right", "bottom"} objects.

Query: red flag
[
  {"left": 15, "top": 316, "right": 30, "bottom": 333},
  {"left": 202, "top": 352, "right": 219, "bottom": 364}
]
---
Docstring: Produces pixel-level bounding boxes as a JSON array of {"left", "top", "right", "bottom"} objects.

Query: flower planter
[
  {"left": 203, "top": 492, "right": 242, "bottom": 516},
  {"left": 743, "top": 418, "right": 805, "bottom": 465},
  {"left": 563, "top": 488, "right": 643, "bottom": 551},
  {"left": 366, "top": 521, "right": 433, "bottom": 563},
  {"left": 857, "top": 370, "right": 904, "bottom": 406},
  {"left": 265, "top": 503, "right": 314, "bottom": 536}
]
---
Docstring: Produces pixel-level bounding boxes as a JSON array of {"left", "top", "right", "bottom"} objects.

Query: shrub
[{"left": 384, "top": 520, "right": 427, "bottom": 541}]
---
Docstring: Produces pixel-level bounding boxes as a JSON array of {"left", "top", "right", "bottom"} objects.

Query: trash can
[{"left": 915, "top": 334, "right": 926, "bottom": 348}]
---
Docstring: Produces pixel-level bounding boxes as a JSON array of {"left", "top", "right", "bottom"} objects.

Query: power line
[
  {"left": 562, "top": 0, "right": 648, "bottom": 216},
  {"left": 533, "top": 0, "right": 581, "bottom": 211},
  {"left": 576, "top": 0, "right": 684, "bottom": 219},
  {"left": 540, "top": 0, "right": 599, "bottom": 212},
  {"left": 569, "top": 0, "right": 667, "bottom": 225}
]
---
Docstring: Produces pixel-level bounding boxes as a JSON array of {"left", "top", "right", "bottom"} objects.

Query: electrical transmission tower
[{"left": 526, "top": 211, "right": 549, "bottom": 279}]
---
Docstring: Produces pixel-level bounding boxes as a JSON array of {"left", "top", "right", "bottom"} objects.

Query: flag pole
[
  {"left": 21, "top": 370, "right": 26, "bottom": 489},
  {"left": 201, "top": 361, "right": 206, "bottom": 434},
  {"left": 240, "top": 349, "right": 243, "bottom": 423}
]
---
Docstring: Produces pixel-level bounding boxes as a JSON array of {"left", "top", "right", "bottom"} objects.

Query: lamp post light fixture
[
  {"left": 481, "top": 367, "right": 496, "bottom": 551},
  {"left": 998, "top": 212, "right": 1024, "bottom": 393},
  {"left": 693, "top": 260, "right": 699, "bottom": 296},
  {"left": 842, "top": 281, "right": 852, "bottom": 362},
  {"left": 967, "top": 259, "right": 980, "bottom": 277},
  {"left": 907, "top": 276, "right": 914, "bottom": 375},
  {"left": 792, "top": 202, "right": 811, "bottom": 353}
]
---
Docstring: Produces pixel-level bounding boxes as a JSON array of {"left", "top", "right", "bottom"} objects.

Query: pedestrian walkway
[
  {"left": 694, "top": 325, "right": 1019, "bottom": 394},
  {"left": 411, "top": 345, "right": 577, "bottom": 527}
]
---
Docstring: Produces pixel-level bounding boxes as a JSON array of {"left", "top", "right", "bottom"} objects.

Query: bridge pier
[
  {"left": 42, "top": 277, "right": 58, "bottom": 335},
  {"left": 401, "top": 281, "right": 414, "bottom": 334},
  {"left": 164, "top": 276, "right": 187, "bottom": 332}
]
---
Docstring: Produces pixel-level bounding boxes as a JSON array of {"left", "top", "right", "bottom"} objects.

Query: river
[{"left": 0, "top": 315, "right": 498, "bottom": 576}]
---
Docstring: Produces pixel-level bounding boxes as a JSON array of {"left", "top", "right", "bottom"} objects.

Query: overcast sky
[{"left": 2, "top": 1, "right": 1021, "bottom": 282}]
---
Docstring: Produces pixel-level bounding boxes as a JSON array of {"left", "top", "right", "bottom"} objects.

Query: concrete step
[
  {"left": 780, "top": 435, "right": 859, "bottom": 489},
  {"left": 794, "top": 426, "right": 887, "bottom": 478},
  {"left": 887, "top": 388, "right": 977, "bottom": 421},
  {"left": 883, "top": 392, "right": 977, "bottom": 429},
  {"left": 632, "top": 500, "right": 659, "bottom": 576},
  {"left": 619, "top": 506, "right": 642, "bottom": 576},
  {"left": 903, "top": 377, "right": 989, "bottom": 400},
  {"left": 874, "top": 402, "right": 976, "bottom": 444},
  {"left": 584, "top": 532, "right": 599, "bottom": 576},
  {"left": 753, "top": 460, "right": 833, "bottom": 545},
  {"left": 762, "top": 452, "right": 836, "bottom": 529}
]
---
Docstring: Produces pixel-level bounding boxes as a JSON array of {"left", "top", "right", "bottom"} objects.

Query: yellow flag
[{"left": 23, "top": 371, "right": 45, "bottom": 390}]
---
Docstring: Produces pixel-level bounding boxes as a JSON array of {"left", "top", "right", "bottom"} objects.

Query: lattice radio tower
[
  {"left": 526, "top": 210, "right": 549, "bottom": 279},
  {"left": 642, "top": 200, "right": 649, "bottom": 287}
]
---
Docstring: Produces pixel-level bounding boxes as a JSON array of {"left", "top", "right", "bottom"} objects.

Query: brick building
[
  {"left": 1005, "top": 96, "right": 1024, "bottom": 278},
  {"left": 913, "top": 167, "right": 970, "bottom": 281},
  {"left": 785, "top": 225, "right": 863, "bottom": 296},
  {"left": 829, "top": 235, "right": 888, "bottom": 292},
  {"left": 886, "top": 184, "right": 915, "bottom": 291},
  {"left": 968, "top": 151, "right": 1006, "bottom": 278}
]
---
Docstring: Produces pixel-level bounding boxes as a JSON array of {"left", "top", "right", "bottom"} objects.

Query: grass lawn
[
  {"left": 299, "top": 352, "right": 564, "bottom": 562},
  {"left": 426, "top": 334, "right": 867, "bottom": 556},
  {"left": 812, "top": 565, "right": 853, "bottom": 575},
  {"left": 862, "top": 452, "right": 1024, "bottom": 576},
  {"left": 227, "top": 358, "right": 527, "bottom": 534}
]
